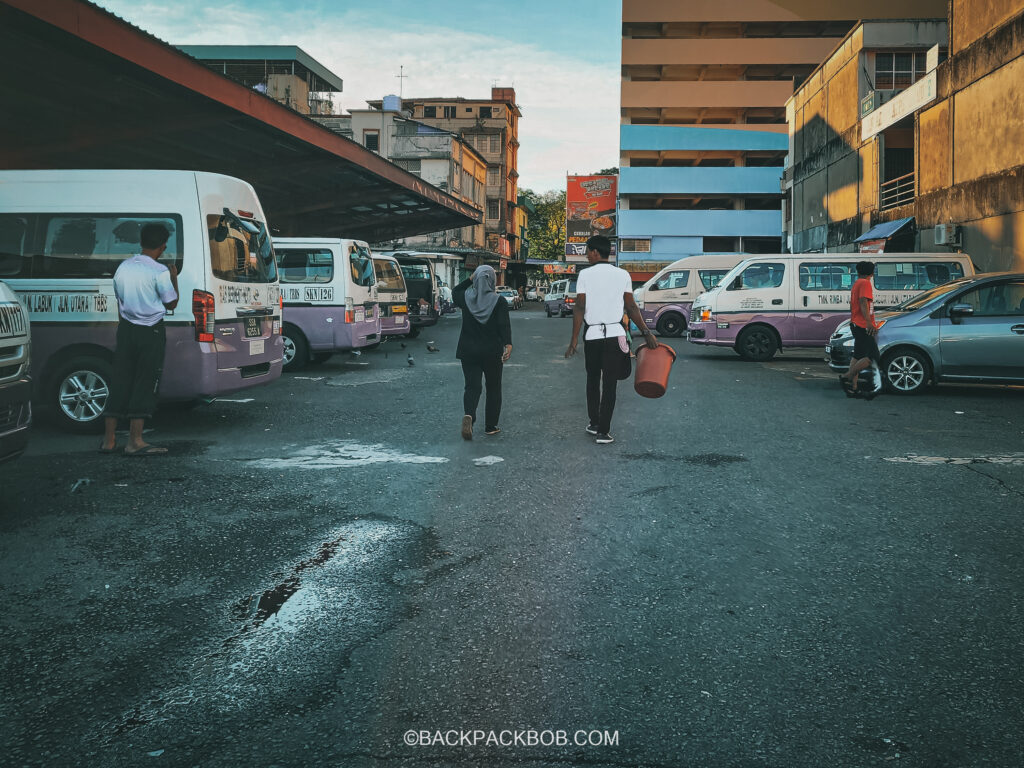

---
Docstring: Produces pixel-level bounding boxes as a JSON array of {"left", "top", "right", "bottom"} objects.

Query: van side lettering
[
  {"left": 219, "top": 285, "right": 263, "bottom": 305},
  {"left": 304, "top": 287, "right": 333, "bottom": 302}
]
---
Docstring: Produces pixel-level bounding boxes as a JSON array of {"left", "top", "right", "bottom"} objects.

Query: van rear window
[
  {"left": 276, "top": 249, "right": 333, "bottom": 284},
  {"left": 0, "top": 213, "right": 183, "bottom": 278},
  {"left": 207, "top": 213, "right": 277, "bottom": 284},
  {"left": 374, "top": 260, "right": 405, "bottom": 292}
]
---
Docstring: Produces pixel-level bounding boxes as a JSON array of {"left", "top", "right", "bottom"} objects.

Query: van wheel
[
  {"left": 656, "top": 312, "right": 685, "bottom": 338},
  {"left": 49, "top": 356, "right": 113, "bottom": 433},
  {"left": 282, "top": 325, "right": 309, "bottom": 372},
  {"left": 546, "top": 306, "right": 553, "bottom": 317},
  {"left": 882, "top": 348, "right": 931, "bottom": 394},
  {"left": 736, "top": 325, "right": 779, "bottom": 361}
]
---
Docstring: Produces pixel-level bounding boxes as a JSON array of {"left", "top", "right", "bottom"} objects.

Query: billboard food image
[{"left": 566, "top": 175, "right": 617, "bottom": 259}]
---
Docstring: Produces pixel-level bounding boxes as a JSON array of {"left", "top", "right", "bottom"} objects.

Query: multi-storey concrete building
[
  {"left": 371, "top": 88, "right": 521, "bottom": 259},
  {"left": 786, "top": 2, "right": 1024, "bottom": 272},
  {"left": 315, "top": 103, "right": 487, "bottom": 253},
  {"left": 618, "top": 0, "right": 948, "bottom": 282}
]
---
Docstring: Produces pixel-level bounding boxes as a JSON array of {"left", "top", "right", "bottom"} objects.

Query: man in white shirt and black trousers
[
  {"left": 100, "top": 223, "right": 179, "bottom": 456},
  {"left": 565, "top": 235, "right": 658, "bottom": 444}
]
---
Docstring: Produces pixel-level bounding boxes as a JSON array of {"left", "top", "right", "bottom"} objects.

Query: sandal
[{"left": 124, "top": 445, "right": 168, "bottom": 457}]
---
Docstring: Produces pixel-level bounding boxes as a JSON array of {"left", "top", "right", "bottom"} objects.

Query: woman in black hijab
[{"left": 453, "top": 265, "right": 512, "bottom": 440}]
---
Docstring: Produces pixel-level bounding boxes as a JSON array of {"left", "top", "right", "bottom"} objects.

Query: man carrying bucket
[{"left": 565, "top": 235, "right": 658, "bottom": 444}]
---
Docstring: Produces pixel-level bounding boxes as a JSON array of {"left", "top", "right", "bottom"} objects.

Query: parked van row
[{"left": 0, "top": 169, "right": 449, "bottom": 438}]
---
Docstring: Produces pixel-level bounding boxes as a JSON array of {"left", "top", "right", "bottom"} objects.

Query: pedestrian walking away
[
  {"left": 841, "top": 261, "right": 881, "bottom": 392},
  {"left": 453, "top": 265, "right": 512, "bottom": 440},
  {"left": 100, "top": 223, "right": 179, "bottom": 456},
  {"left": 565, "top": 235, "right": 658, "bottom": 444}
]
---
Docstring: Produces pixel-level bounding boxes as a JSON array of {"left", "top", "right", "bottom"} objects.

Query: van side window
[
  {"left": 653, "top": 271, "right": 688, "bottom": 291},
  {"left": 731, "top": 262, "right": 785, "bottom": 290},
  {"left": 39, "top": 214, "right": 183, "bottom": 279},
  {"left": 799, "top": 263, "right": 857, "bottom": 291},
  {"left": 874, "top": 261, "right": 964, "bottom": 290},
  {"left": 0, "top": 215, "right": 29, "bottom": 277},
  {"left": 698, "top": 269, "right": 729, "bottom": 290},
  {"left": 276, "top": 249, "right": 333, "bottom": 284}
]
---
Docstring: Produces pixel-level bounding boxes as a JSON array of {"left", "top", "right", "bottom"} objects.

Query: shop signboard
[{"left": 566, "top": 175, "right": 617, "bottom": 261}]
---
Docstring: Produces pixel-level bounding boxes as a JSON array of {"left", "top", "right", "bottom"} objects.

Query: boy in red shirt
[{"left": 842, "top": 261, "right": 880, "bottom": 390}]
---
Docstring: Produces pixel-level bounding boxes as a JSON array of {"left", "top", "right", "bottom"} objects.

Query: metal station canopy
[{"left": 0, "top": 0, "right": 481, "bottom": 242}]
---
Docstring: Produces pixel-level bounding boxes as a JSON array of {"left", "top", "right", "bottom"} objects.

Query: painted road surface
[{"left": 3, "top": 303, "right": 1023, "bottom": 767}]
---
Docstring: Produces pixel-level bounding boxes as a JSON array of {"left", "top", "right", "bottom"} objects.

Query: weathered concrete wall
[
  {"left": 953, "top": 55, "right": 1024, "bottom": 183},
  {"left": 918, "top": 98, "right": 952, "bottom": 194},
  {"left": 952, "top": 0, "right": 1024, "bottom": 53},
  {"left": 827, "top": 58, "right": 860, "bottom": 135},
  {"left": 827, "top": 152, "right": 860, "bottom": 222}
]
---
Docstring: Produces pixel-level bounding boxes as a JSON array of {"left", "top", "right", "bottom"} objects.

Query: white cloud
[{"left": 97, "top": 2, "right": 619, "bottom": 192}]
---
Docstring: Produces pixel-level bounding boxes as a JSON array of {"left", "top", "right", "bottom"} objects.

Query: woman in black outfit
[{"left": 453, "top": 265, "right": 512, "bottom": 440}]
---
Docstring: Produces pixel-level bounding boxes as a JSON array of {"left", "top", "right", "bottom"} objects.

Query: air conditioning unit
[{"left": 934, "top": 223, "right": 960, "bottom": 245}]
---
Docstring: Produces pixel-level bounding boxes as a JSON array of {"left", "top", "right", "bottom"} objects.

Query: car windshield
[{"left": 892, "top": 278, "right": 971, "bottom": 311}]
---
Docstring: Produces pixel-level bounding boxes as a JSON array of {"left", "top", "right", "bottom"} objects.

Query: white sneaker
[{"left": 595, "top": 433, "right": 614, "bottom": 444}]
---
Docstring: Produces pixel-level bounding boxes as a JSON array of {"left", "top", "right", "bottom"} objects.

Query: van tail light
[
  {"left": 345, "top": 297, "right": 354, "bottom": 323},
  {"left": 278, "top": 294, "right": 283, "bottom": 333},
  {"left": 192, "top": 290, "right": 215, "bottom": 342}
]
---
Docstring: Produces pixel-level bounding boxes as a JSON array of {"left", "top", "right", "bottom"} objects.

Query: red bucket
[{"left": 634, "top": 343, "right": 677, "bottom": 398}]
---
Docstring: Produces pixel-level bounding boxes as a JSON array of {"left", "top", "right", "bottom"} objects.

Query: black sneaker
[
  {"left": 484, "top": 426, "right": 501, "bottom": 435},
  {"left": 585, "top": 423, "right": 598, "bottom": 435},
  {"left": 595, "top": 433, "right": 614, "bottom": 444}
]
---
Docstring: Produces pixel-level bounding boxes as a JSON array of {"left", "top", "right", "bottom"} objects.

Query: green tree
[{"left": 520, "top": 188, "right": 566, "bottom": 262}]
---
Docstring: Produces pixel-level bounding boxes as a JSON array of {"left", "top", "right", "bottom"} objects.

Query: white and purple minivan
[
  {"left": 274, "top": 238, "right": 381, "bottom": 370},
  {"left": 0, "top": 169, "right": 283, "bottom": 432},
  {"left": 372, "top": 254, "right": 410, "bottom": 338},
  {"left": 633, "top": 254, "right": 744, "bottom": 337},
  {"left": 687, "top": 253, "right": 975, "bottom": 361}
]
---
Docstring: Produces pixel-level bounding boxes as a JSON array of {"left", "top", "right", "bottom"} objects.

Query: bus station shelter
[{"left": 0, "top": 0, "right": 481, "bottom": 242}]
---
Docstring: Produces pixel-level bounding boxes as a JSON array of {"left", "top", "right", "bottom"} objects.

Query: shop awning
[{"left": 854, "top": 216, "right": 914, "bottom": 243}]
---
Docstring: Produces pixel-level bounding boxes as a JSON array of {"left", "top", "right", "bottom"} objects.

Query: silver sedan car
[{"left": 825, "top": 272, "right": 1024, "bottom": 394}]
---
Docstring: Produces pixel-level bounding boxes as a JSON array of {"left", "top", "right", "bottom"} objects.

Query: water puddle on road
[
  {"left": 107, "top": 518, "right": 420, "bottom": 743},
  {"left": 884, "top": 453, "right": 1024, "bottom": 466},
  {"left": 243, "top": 440, "right": 448, "bottom": 470}
]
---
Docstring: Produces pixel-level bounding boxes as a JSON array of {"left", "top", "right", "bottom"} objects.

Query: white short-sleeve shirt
[
  {"left": 113, "top": 254, "right": 177, "bottom": 326},
  {"left": 576, "top": 261, "right": 632, "bottom": 340}
]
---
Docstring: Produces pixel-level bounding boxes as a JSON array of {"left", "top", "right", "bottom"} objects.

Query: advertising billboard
[{"left": 565, "top": 175, "right": 617, "bottom": 261}]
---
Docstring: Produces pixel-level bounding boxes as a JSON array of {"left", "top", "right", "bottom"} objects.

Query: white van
[
  {"left": 633, "top": 254, "right": 745, "bottom": 337},
  {"left": 544, "top": 277, "right": 578, "bottom": 317},
  {"left": 274, "top": 238, "right": 380, "bottom": 370},
  {"left": 688, "top": 253, "right": 975, "bottom": 360},
  {"left": 0, "top": 281, "right": 31, "bottom": 461},
  {"left": 0, "top": 170, "right": 283, "bottom": 431},
  {"left": 372, "top": 255, "right": 410, "bottom": 338}
]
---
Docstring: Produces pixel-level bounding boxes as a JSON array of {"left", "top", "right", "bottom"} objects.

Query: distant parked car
[
  {"left": 825, "top": 272, "right": 1024, "bottom": 394},
  {"left": 497, "top": 287, "right": 521, "bottom": 309},
  {"left": 526, "top": 286, "right": 539, "bottom": 301}
]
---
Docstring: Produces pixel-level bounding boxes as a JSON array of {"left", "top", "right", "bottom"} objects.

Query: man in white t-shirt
[
  {"left": 565, "top": 235, "right": 658, "bottom": 444},
  {"left": 100, "top": 223, "right": 179, "bottom": 456}
]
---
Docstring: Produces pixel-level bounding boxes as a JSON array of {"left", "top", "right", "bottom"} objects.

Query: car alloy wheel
[{"left": 883, "top": 351, "right": 928, "bottom": 394}]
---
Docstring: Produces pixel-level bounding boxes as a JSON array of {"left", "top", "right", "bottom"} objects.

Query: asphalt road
[{"left": 2, "top": 302, "right": 1023, "bottom": 768}]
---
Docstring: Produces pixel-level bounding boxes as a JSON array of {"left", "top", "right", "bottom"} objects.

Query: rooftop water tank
[{"left": 382, "top": 94, "right": 402, "bottom": 112}]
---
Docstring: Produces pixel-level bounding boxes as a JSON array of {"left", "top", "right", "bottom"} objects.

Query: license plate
[
  {"left": 244, "top": 317, "right": 261, "bottom": 338},
  {"left": 249, "top": 339, "right": 265, "bottom": 355}
]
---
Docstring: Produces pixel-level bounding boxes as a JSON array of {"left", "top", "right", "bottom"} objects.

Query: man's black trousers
[
  {"left": 107, "top": 319, "right": 165, "bottom": 420},
  {"left": 584, "top": 337, "right": 623, "bottom": 434}
]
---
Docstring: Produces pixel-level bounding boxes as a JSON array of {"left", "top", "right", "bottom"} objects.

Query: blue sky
[{"left": 95, "top": 0, "right": 622, "bottom": 193}]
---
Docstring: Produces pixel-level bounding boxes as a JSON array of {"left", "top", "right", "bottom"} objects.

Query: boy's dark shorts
[{"left": 851, "top": 323, "right": 880, "bottom": 361}]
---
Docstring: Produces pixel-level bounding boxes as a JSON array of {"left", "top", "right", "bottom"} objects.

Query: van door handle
[
  {"left": 802, "top": 296, "right": 808, "bottom": 307},
  {"left": 772, "top": 299, "right": 783, "bottom": 305},
  {"left": 1011, "top": 324, "right": 1024, "bottom": 335},
  {"left": 236, "top": 307, "right": 274, "bottom": 317}
]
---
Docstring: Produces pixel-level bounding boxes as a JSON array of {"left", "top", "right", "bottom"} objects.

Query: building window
[
  {"left": 621, "top": 238, "right": 651, "bottom": 253},
  {"left": 489, "top": 135, "right": 501, "bottom": 154},
  {"left": 874, "top": 51, "right": 928, "bottom": 91},
  {"left": 703, "top": 236, "right": 738, "bottom": 253},
  {"left": 394, "top": 159, "right": 421, "bottom": 177},
  {"left": 480, "top": 107, "right": 493, "bottom": 118},
  {"left": 363, "top": 130, "right": 380, "bottom": 152},
  {"left": 487, "top": 200, "right": 500, "bottom": 221},
  {"left": 486, "top": 168, "right": 499, "bottom": 186},
  {"left": 444, "top": 106, "right": 457, "bottom": 118},
  {"left": 423, "top": 106, "right": 437, "bottom": 118}
]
